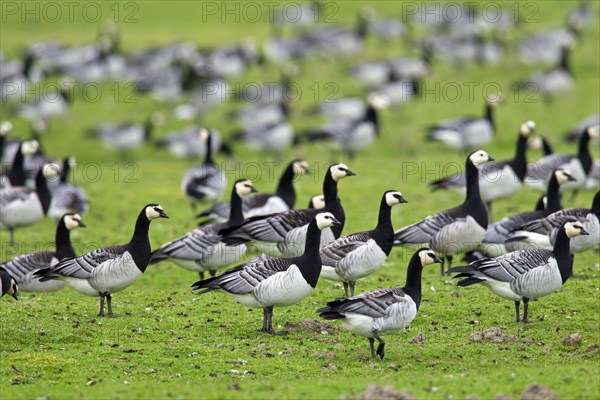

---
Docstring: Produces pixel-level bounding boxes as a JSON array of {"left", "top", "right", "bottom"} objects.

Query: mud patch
[
  {"left": 285, "top": 318, "right": 337, "bottom": 335},
  {"left": 562, "top": 333, "right": 582, "bottom": 347},
  {"left": 520, "top": 384, "right": 557, "bottom": 400},
  {"left": 469, "top": 327, "right": 516, "bottom": 344},
  {"left": 341, "top": 384, "right": 417, "bottom": 400},
  {"left": 408, "top": 333, "right": 425, "bottom": 345}
]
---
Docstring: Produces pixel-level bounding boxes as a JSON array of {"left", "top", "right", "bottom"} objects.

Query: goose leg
[
  {"left": 368, "top": 338, "right": 376, "bottom": 358},
  {"left": 522, "top": 297, "right": 530, "bottom": 323},
  {"left": 9, "top": 228, "right": 15, "bottom": 246},
  {"left": 107, "top": 294, "right": 114, "bottom": 317},
  {"left": 98, "top": 294, "right": 106, "bottom": 317},
  {"left": 514, "top": 300, "right": 521, "bottom": 322},
  {"left": 209, "top": 270, "right": 217, "bottom": 278},
  {"left": 262, "top": 306, "right": 287, "bottom": 336},
  {"left": 349, "top": 281, "right": 356, "bottom": 297},
  {"left": 198, "top": 271, "right": 205, "bottom": 281},
  {"left": 374, "top": 334, "right": 386, "bottom": 360},
  {"left": 343, "top": 282, "right": 350, "bottom": 298}
]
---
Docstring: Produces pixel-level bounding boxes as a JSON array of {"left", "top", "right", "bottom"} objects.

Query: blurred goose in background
[
  {"left": 449, "top": 220, "right": 588, "bottom": 323},
  {"left": 370, "top": 69, "right": 419, "bottom": 107},
  {"left": 1, "top": 51, "right": 40, "bottom": 102},
  {"left": 430, "top": 121, "right": 536, "bottom": 211},
  {"left": 351, "top": 60, "right": 393, "bottom": 89},
  {"left": 90, "top": 112, "right": 163, "bottom": 153},
  {"left": 150, "top": 180, "right": 257, "bottom": 279},
  {"left": 394, "top": 150, "right": 494, "bottom": 274},
  {"left": 506, "top": 190, "right": 599, "bottom": 254},
  {"left": 17, "top": 83, "right": 72, "bottom": 121},
  {"left": 0, "top": 213, "right": 86, "bottom": 292},
  {"left": 564, "top": 114, "right": 599, "bottom": 142},
  {"left": 318, "top": 248, "right": 441, "bottom": 360},
  {"left": 181, "top": 128, "right": 227, "bottom": 209},
  {"left": 517, "top": 21, "right": 580, "bottom": 65},
  {"left": 389, "top": 45, "right": 432, "bottom": 81},
  {"left": 567, "top": 0, "right": 594, "bottom": 29},
  {"left": 427, "top": 97, "right": 499, "bottom": 150},
  {"left": 312, "top": 97, "right": 367, "bottom": 122},
  {"left": 528, "top": 135, "right": 555, "bottom": 157},
  {"left": 480, "top": 169, "right": 575, "bottom": 256},
  {"left": 361, "top": 6, "right": 404, "bottom": 40},
  {"left": 0, "top": 268, "right": 18, "bottom": 300},
  {"left": 35, "top": 204, "right": 168, "bottom": 317},
  {"left": 517, "top": 45, "right": 573, "bottom": 102},
  {"left": 1, "top": 140, "right": 39, "bottom": 189},
  {"left": 304, "top": 94, "right": 388, "bottom": 159},
  {"left": 308, "top": 194, "right": 326, "bottom": 209},
  {"left": 48, "top": 156, "right": 89, "bottom": 221},
  {"left": 0, "top": 121, "right": 19, "bottom": 166},
  {"left": 320, "top": 190, "right": 408, "bottom": 297},
  {"left": 193, "top": 212, "right": 341, "bottom": 335},
  {"left": 219, "top": 163, "right": 355, "bottom": 257},
  {"left": 525, "top": 125, "right": 599, "bottom": 193},
  {"left": 155, "top": 126, "right": 223, "bottom": 159},
  {"left": 197, "top": 160, "right": 310, "bottom": 225},
  {"left": 0, "top": 164, "right": 58, "bottom": 245}
]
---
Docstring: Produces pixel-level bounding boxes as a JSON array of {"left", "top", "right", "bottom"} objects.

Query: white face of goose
[
  {"left": 564, "top": 221, "right": 588, "bottom": 239},
  {"left": 292, "top": 160, "right": 310, "bottom": 177},
  {"left": 146, "top": 205, "right": 168, "bottom": 220},
  {"left": 315, "top": 212, "right": 340, "bottom": 230},
  {"left": 8, "top": 279, "right": 18, "bottom": 299},
  {"left": 0, "top": 121, "right": 12, "bottom": 135},
  {"left": 68, "top": 156, "right": 77, "bottom": 169},
  {"left": 235, "top": 179, "right": 256, "bottom": 196},
  {"left": 368, "top": 92, "right": 391, "bottom": 109},
  {"left": 519, "top": 120, "right": 536, "bottom": 137},
  {"left": 64, "top": 214, "right": 84, "bottom": 230},
  {"left": 527, "top": 136, "right": 544, "bottom": 151},
  {"left": 385, "top": 191, "right": 407, "bottom": 206},
  {"left": 198, "top": 128, "right": 210, "bottom": 141},
  {"left": 311, "top": 195, "right": 326, "bottom": 210},
  {"left": 330, "top": 163, "right": 355, "bottom": 182},
  {"left": 419, "top": 249, "right": 442, "bottom": 266},
  {"left": 588, "top": 125, "right": 600, "bottom": 141},
  {"left": 555, "top": 169, "right": 575, "bottom": 185},
  {"left": 22, "top": 140, "right": 39, "bottom": 156},
  {"left": 43, "top": 163, "right": 60, "bottom": 181},
  {"left": 469, "top": 150, "right": 493, "bottom": 168}
]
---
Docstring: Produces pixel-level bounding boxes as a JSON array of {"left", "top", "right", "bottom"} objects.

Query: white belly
[
  {"left": 253, "top": 265, "right": 314, "bottom": 307},
  {"left": 335, "top": 240, "right": 387, "bottom": 281},
  {"left": 89, "top": 252, "right": 143, "bottom": 294}
]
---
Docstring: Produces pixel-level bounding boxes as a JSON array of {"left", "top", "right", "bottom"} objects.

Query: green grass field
[{"left": 1, "top": 1, "right": 599, "bottom": 399}]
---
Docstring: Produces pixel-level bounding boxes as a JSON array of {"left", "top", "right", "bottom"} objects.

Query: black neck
[
  {"left": 365, "top": 105, "right": 379, "bottom": 134},
  {"left": 143, "top": 117, "right": 154, "bottom": 140},
  {"left": 128, "top": 212, "right": 152, "bottom": 272},
  {"left": 60, "top": 158, "right": 71, "bottom": 183},
  {"left": 464, "top": 158, "right": 488, "bottom": 228},
  {"left": 275, "top": 163, "right": 296, "bottom": 209},
  {"left": 323, "top": 169, "right": 344, "bottom": 238},
  {"left": 545, "top": 175, "right": 563, "bottom": 212},
  {"left": 577, "top": 131, "right": 593, "bottom": 173},
  {"left": 541, "top": 137, "right": 554, "bottom": 156},
  {"left": 55, "top": 220, "right": 76, "bottom": 260},
  {"left": 23, "top": 52, "right": 34, "bottom": 80},
  {"left": 508, "top": 134, "right": 528, "bottom": 181},
  {"left": 9, "top": 143, "right": 26, "bottom": 186},
  {"left": 559, "top": 47, "right": 571, "bottom": 74},
  {"left": 590, "top": 191, "right": 600, "bottom": 215},
  {"left": 228, "top": 188, "right": 245, "bottom": 226},
  {"left": 204, "top": 132, "right": 215, "bottom": 165},
  {"left": 293, "top": 218, "right": 323, "bottom": 288},
  {"left": 371, "top": 196, "right": 394, "bottom": 255},
  {"left": 484, "top": 102, "right": 494, "bottom": 127},
  {"left": 401, "top": 252, "right": 425, "bottom": 310},
  {"left": 35, "top": 170, "right": 52, "bottom": 214},
  {"left": 552, "top": 227, "right": 574, "bottom": 284}
]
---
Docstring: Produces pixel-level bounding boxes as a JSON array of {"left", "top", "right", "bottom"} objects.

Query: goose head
[
  {"left": 367, "top": 92, "right": 391, "bottom": 109},
  {"left": 21, "top": 139, "right": 39, "bottom": 156},
  {"left": 198, "top": 127, "right": 210, "bottom": 141},
  {"left": 308, "top": 194, "right": 326, "bottom": 209},
  {"left": 1, "top": 270, "right": 18, "bottom": 300},
  {"left": 468, "top": 150, "right": 494, "bottom": 168},
  {"left": 417, "top": 248, "right": 443, "bottom": 266},
  {"left": 292, "top": 160, "right": 310, "bottom": 177},
  {"left": 587, "top": 125, "right": 600, "bottom": 143},
  {"left": 563, "top": 220, "right": 589, "bottom": 239},
  {"left": 42, "top": 162, "right": 60, "bottom": 183},
  {"left": 235, "top": 179, "right": 258, "bottom": 196},
  {"left": 385, "top": 190, "right": 408, "bottom": 206},
  {"left": 553, "top": 169, "right": 576, "bottom": 185},
  {"left": 63, "top": 213, "right": 86, "bottom": 230},
  {"left": 315, "top": 212, "right": 342, "bottom": 230},
  {"left": 0, "top": 121, "right": 12, "bottom": 136},
  {"left": 329, "top": 163, "right": 356, "bottom": 182},
  {"left": 519, "top": 120, "right": 536, "bottom": 137},
  {"left": 145, "top": 204, "right": 169, "bottom": 220}
]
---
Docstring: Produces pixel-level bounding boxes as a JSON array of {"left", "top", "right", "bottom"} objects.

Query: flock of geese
[{"left": 1, "top": 2, "right": 599, "bottom": 360}]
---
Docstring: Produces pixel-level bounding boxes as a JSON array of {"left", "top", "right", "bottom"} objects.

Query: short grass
[{"left": 1, "top": 1, "right": 599, "bottom": 399}]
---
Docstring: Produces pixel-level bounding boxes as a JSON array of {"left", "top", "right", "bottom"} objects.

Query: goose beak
[
  {"left": 398, "top": 195, "right": 408, "bottom": 204},
  {"left": 433, "top": 256, "right": 443, "bottom": 264},
  {"left": 251, "top": 186, "right": 259, "bottom": 193},
  {"left": 331, "top": 217, "right": 342, "bottom": 226},
  {"left": 487, "top": 156, "right": 495, "bottom": 162},
  {"left": 345, "top": 169, "right": 356, "bottom": 176},
  {"left": 159, "top": 210, "right": 169, "bottom": 219},
  {"left": 579, "top": 227, "right": 589, "bottom": 236},
  {"left": 567, "top": 174, "right": 577, "bottom": 182},
  {"left": 78, "top": 221, "right": 87, "bottom": 228},
  {"left": 11, "top": 292, "right": 18, "bottom": 301}
]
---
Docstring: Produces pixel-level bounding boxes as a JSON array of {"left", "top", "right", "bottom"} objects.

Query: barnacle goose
[
  {"left": 318, "top": 248, "right": 442, "bottom": 359},
  {"left": 196, "top": 160, "right": 310, "bottom": 225},
  {"left": 310, "top": 97, "right": 367, "bottom": 122},
  {"left": 2, "top": 139, "right": 39, "bottom": 189},
  {"left": 193, "top": 212, "right": 341, "bottom": 335},
  {"left": 17, "top": 84, "right": 71, "bottom": 121},
  {"left": 517, "top": 45, "right": 573, "bottom": 102},
  {"left": 181, "top": 128, "right": 227, "bottom": 208},
  {"left": 565, "top": 114, "right": 600, "bottom": 142},
  {"left": 90, "top": 113, "right": 163, "bottom": 152},
  {"left": 430, "top": 121, "right": 536, "bottom": 211},
  {"left": 507, "top": 191, "right": 599, "bottom": 254},
  {"left": 150, "top": 180, "right": 257, "bottom": 279},
  {"left": 427, "top": 98, "right": 499, "bottom": 150},
  {"left": 0, "top": 268, "right": 18, "bottom": 300},
  {"left": 308, "top": 194, "right": 325, "bottom": 209},
  {"left": 48, "top": 156, "right": 89, "bottom": 220},
  {"left": 35, "top": 204, "right": 168, "bottom": 317},
  {"left": 0, "top": 121, "right": 19, "bottom": 166},
  {"left": 517, "top": 21, "right": 579, "bottom": 65},
  {"left": 320, "top": 190, "right": 408, "bottom": 297},
  {"left": 1, "top": 51, "right": 38, "bottom": 103},
  {"left": 481, "top": 169, "right": 575, "bottom": 256},
  {"left": 0, "top": 164, "right": 57, "bottom": 245},
  {"left": 232, "top": 120, "right": 294, "bottom": 157},
  {"left": 525, "top": 125, "right": 599, "bottom": 192},
  {"left": 219, "top": 164, "right": 355, "bottom": 257},
  {"left": 0, "top": 213, "right": 85, "bottom": 292},
  {"left": 393, "top": 150, "right": 494, "bottom": 274},
  {"left": 449, "top": 220, "right": 589, "bottom": 323},
  {"left": 304, "top": 94, "right": 388, "bottom": 159},
  {"left": 528, "top": 135, "right": 554, "bottom": 157}
]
